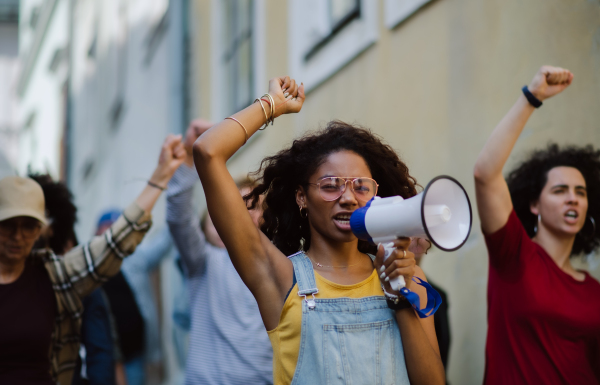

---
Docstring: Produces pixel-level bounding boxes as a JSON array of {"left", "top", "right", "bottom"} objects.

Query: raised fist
[
  {"left": 152, "top": 134, "right": 187, "bottom": 185},
  {"left": 528, "top": 66, "right": 573, "bottom": 102},
  {"left": 267, "top": 76, "right": 306, "bottom": 118},
  {"left": 184, "top": 119, "right": 213, "bottom": 156}
]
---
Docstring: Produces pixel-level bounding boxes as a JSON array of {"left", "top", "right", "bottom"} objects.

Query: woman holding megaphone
[
  {"left": 192, "top": 76, "right": 445, "bottom": 385},
  {"left": 474, "top": 66, "right": 600, "bottom": 385}
]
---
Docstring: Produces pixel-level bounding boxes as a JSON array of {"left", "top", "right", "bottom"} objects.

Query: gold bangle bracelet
[
  {"left": 225, "top": 117, "right": 248, "bottom": 144},
  {"left": 263, "top": 93, "right": 275, "bottom": 125},
  {"left": 267, "top": 94, "right": 275, "bottom": 125},
  {"left": 254, "top": 98, "right": 269, "bottom": 130}
]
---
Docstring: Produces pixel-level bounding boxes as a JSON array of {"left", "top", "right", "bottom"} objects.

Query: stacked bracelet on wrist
[
  {"left": 522, "top": 86, "right": 543, "bottom": 108},
  {"left": 254, "top": 98, "right": 270, "bottom": 131},
  {"left": 253, "top": 94, "right": 276, "bottom": 130},
  {"left": 263, "top": 93, "right": 275, "bottom": 126},
  {"left": 224, "top": 93, "right": 276, "bottom": 145}
]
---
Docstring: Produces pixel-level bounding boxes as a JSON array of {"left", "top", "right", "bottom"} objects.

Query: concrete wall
[
  {"left": 190, "top": 1, "right": 600, "bottom": 384},
  {"left": 0, "top": 21, "right": 19, "bottom": 178},
  {"left": 17, "top": 0, "right": 69, "bottom": 179}
]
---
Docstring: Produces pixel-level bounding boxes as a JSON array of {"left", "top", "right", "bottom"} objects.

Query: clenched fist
[{"left": 528, "top": 66, "right": 573, "bottom": 102}]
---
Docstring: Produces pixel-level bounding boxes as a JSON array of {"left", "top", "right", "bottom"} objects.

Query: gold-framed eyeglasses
[{"left": 307, "top": 177, "right": 379, "bottom": 202}]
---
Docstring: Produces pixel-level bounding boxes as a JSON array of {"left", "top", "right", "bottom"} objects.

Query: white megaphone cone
[{"left": 350, "top": 175, "right": 473, "bottom": 291}]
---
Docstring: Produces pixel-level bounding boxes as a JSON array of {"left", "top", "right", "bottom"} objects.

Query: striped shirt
[
  {"left": 33, "top": 202, "right": 151, "bottom": 385},
  {"left": 167, "top": 165, "right": 273, "bottom": 385}
]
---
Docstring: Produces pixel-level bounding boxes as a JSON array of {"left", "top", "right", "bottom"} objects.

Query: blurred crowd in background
[{"left": 0, "top": 1, "right": 599, "bottom": 384}]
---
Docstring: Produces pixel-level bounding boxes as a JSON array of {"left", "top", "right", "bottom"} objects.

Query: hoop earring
[
  {"left": 299, "top": 206, "right": 308, "bottom": 219},
  {"left": 579, "top": 216, "right": 596, "bottom": 241},
  {"left": 533, "top": 214, "right": 541, "bottom": 234}
]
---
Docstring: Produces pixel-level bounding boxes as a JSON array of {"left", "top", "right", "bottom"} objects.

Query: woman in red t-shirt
[{"left": 474, "top": 66, "right": 600, "bottom": 385}]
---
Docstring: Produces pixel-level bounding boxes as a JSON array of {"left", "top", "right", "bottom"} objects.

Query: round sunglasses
[{"left": 307, "top": 176, "right": 379, "bottom": 202}]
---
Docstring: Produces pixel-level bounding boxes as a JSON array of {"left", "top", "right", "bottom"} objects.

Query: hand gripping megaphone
[{"left": 350, "top": 176, "right": 472, "bottom": 291}]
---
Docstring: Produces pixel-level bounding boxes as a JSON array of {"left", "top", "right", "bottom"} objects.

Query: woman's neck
[
  {"left": 532, "top": 228, "right": 584, "bottom": 281},
  {"left": 305, "top": 236, "right": 364, "bottom": 266}
]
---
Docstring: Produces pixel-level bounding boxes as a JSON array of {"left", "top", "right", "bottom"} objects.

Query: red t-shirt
[{"left": 483, "top": 210, "right": 600, "bottom": 385}]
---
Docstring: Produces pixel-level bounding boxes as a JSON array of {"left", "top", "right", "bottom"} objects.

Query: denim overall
[{"left": 288, "top": 251, "right": 410, "bottom": 385}]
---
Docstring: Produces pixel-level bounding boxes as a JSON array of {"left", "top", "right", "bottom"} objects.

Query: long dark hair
[
  {"left": 29, "top": 173, "right": 79, "bottom": 254},
  {"left": 506, "top": 143, "right": 600, "bottom": 256},
  {"left": 245, "top": 121, "right": 418, "bottom": 256}
]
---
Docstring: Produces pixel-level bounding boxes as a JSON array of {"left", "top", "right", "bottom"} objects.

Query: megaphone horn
[{"left": 350, "top": 175, "right": 473, "bottom": 291}]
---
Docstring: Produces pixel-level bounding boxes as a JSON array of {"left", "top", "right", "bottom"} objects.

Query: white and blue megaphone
[{"left": 350, "top": 176, "right": 472, "bottom": 291}]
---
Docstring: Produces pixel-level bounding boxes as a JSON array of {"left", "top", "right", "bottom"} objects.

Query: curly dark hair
[
  {"left": 506, "top": 143, "right": 600, "bottom": 256},
  {"left": 29, "top": 173, "right": 79, "bottom": 254},
  {"left": 245, "top": 121, "right": 418, "bottom": 256}
]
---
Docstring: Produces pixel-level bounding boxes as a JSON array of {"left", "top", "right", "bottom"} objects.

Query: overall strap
[{"left": 287, "top": 251, "right": 318, "bottom": 309}]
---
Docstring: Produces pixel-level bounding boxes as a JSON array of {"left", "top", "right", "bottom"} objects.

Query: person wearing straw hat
[{"left": 0, "top": 134, "right": 186, "bottom": 385}]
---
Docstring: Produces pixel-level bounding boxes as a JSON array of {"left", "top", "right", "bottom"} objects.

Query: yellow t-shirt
[{"left": 267, "top": 269, "right": 385, "bottom": 385}]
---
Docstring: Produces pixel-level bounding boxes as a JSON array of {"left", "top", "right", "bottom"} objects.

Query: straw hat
[{"left": 0, "top": 176, "right": 47, "bottom": 224}]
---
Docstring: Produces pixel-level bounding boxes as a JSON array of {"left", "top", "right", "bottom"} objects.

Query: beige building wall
[{"left": 190, "top": 1, "right": 600, "bottom": 384}]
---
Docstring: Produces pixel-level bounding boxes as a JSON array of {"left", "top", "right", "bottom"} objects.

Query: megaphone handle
[{"left": 383, "top": 242, "right": 406, "bottom": 291}]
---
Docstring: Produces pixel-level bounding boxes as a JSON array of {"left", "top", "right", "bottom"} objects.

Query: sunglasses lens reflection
[{"left": 318, "top": 178, "right": 377, "bottom": 201}]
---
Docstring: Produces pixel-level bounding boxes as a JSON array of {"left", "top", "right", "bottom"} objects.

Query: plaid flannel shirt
[{"left": 31, "top": 202, "right": 152, "bottom": 385}]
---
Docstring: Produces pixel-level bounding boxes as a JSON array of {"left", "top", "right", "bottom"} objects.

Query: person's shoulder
[
  {"left": 583, "top": 272, "right": 600, "bottom": 290},
  {"left": 30, "top": 248, "right": 58, "bottom": 267}
]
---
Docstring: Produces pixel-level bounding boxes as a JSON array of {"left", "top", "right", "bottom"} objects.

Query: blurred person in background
[
  {"left": 95, "top": 210, "right": 173, "bottom": 385},
  {"left": 0, "top": 134, "right": 186, "bottom": 385},
  {"left": 94, "top": 213, "right": 145, "bottom": 385},
  {"left": 166, "top": 119, "right": 273, "bottom": 385},
  {"left": 171, "top": 251, "right": 191, "bottom": 385},
  {"left": 474, "top": 66, "right": 600, "bottom": 384},
  {"left": 28, "top": 174, "right": 117, "bottom": 385}
]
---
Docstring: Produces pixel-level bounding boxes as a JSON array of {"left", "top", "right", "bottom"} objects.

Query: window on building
[
  {"left": 48, "top": 47, "right": 65, "bottom": 73},
  {"left": 304, "top": 0, "right": 360, "bottom": 61},
  {"left": 289, "top": 0, "right": 378, "bottom": 92},
  {"left": 27, "top": 5, "right": 39, "bottom": 27},
  {"left": 384, "top": 0, "right": 432, "bottom": 29},
  {"left": 87, "top": 25, "right": 98, "bottom": 59},
  {"left": 221, "top": 0, "right": 254, "bottom": 116}
]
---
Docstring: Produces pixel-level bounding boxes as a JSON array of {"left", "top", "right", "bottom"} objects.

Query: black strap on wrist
[
  {"left": 147, "top": 180, "right": 166, "bottom": 191},
  {"left": 522, "top": 86, "right": 543, "bottom": 108}
]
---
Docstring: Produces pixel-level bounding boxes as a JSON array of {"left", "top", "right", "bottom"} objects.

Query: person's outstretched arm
[
  {"left": 473, "top": 66, "right": 573, "bottom": 234},
  {"left": 166, "top": 120, "right": 214, "bottom": 278},
  {"left": 56, "top": 135, "right": 187, "bottom": 299},
  {"left": 193, "top": 77, "right": 305, "bottom": 330}
]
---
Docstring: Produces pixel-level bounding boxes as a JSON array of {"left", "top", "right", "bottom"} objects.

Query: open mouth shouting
[
  {"left": 333, "top": 212, "right": 352, "bottom": 230},
  {"left": 564, "top": 209, "right": 579, "bottom": 225}
]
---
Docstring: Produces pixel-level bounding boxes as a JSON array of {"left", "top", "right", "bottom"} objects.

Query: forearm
[
  {"left": 135, "top": 165, "right": 174, "bottom": 213},
  {"left": 167, "top": 165, "right": 208, "bottom": 276},
  {"left": 66, "top": 202, "right": 152, "bottom": 298},
  {"left": 193, "top": 100, "right": 272, "bottom": 163},
  {"left": 474, "top": 95, "right": 534, "bottom": 183},
  {"left": 396, "top": 309, "right": 445, "bottom": 385}
]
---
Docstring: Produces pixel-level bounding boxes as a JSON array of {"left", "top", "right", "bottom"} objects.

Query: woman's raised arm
[
  {"left": 473, "top": 66, "right": 573, "bottom": 234},
  {"left": 193, "top": 77, "right": 305, "bottom": 329}
]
